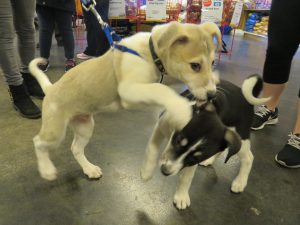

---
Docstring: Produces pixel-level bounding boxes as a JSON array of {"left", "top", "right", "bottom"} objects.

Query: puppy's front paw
[
  {"left": 170, "top": 101, "right": 192, "bottom": 130},
  {"left": 38, "top": 160, "right": 57, "bottom": 181},
  {"left": 83, "top": 164, "right": 103, "bottom": 179},
  {"left": 140, "top": 160, "right": 156, "bottom": 181},
  {"left": 231, "top": 177, "right": 247, "bottom": 193},
  {"left": 140, "top": 167, "right": 153, "bottom": 181},
  {"left": 173, "top": 192, "right": 191, "bottom": 210}
]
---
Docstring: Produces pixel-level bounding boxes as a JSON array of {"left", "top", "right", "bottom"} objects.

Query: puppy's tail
[
  {"left": 241, "top": 74, "right": 271, "bottom": 105},
  {"left": 29, "top": 58, "right": 53, "bottom": 94}
]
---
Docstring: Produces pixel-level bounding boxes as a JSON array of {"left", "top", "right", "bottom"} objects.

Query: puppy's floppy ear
[
  {"left": 199, "top": 22, "right": 222, "bottom": 51},
  {"left": 224, "top": 129, "right": 241, "bottom": 163},
  {"left": 152, "top": 21, "right": 189, "bottom": 51}
]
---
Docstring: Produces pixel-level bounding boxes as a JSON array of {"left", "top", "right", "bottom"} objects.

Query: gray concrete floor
[{"left": 0, "top": 30, "right": 299, "bottom": 225}]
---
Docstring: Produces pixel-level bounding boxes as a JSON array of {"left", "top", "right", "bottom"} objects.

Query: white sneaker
[{"left": 76, "top": 53, "right": 95, "bottom": 60}]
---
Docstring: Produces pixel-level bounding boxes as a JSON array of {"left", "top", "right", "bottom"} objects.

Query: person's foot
[
  {"left": 8, "top": 83, "right": 41, "bottom": 119},
  {"left": 65, "top": 59, "right": 76, "bottom": 72},
  {"left": 38, "top": 59, "right": 50, "bottom": 72},
  {"left": 21, "top": 72, "right": 45, "bottom": 99},
  {"left": 76, "top": 52, "right": 95, "bottom": 60},
  {"left": 251, "top": 105, "right": 279, "bottom": 130},
  {"left": 275, "top": 133, "right": 300, "bottom": 168}
]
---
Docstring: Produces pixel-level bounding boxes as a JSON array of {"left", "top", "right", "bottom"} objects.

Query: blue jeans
[
  {"left": 83, "top": 0, "right": 110, "bottom": 57},
  {"left": 0, "top": 0, "right": 36, "bottom": 85},
  {"left": 36, "top": 5, "right": 75, "bottom": 60}
]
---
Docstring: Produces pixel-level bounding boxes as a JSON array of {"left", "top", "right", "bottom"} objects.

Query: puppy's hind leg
[
  {"left": 70, "top": 115, "right": 102, "bottom": 179},
  {"left": 174, "top": 165, "right": 197, "bottom": 210},
  {"left": 34, "top": 116, "right": 68, "bottom": 181},
  {"left": 141, "top": 121, "right": 166, "bottom": 181},
  {"left": 231, "top": 139, "right": 254, "bottom": 193}
]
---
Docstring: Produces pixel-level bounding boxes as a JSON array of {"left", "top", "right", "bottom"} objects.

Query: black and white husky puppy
[{"left": 141, "top": 74, "right": 270, "bottom": 209}]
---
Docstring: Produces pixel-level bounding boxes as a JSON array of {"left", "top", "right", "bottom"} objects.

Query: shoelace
[
  {"left": 256, "top": 105, "right": 271, "bottom": 117},
  {"left": 287, "top": 133, "right": 300, "bottom": 150}
]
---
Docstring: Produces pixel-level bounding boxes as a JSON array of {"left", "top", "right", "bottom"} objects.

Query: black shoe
[
  {"left": 275, "top": 133, "right": 300, "bottom": 168},
  {"left": 8, "top": 83, "right": 41, "bottom": 119},
  {"left": 251, "top": 105, "right": 279, "bottom": 130},
  {"left": 21, "top": 72, "right": 45, "bottom": 99},
  {"left": 38, "top": 60, "right": 50, "bottom": 72},
  {"left": 65, "top": 59, "right": 76, "bottom": 72}
]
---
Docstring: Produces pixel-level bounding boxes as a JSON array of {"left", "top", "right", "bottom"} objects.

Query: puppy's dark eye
[
  {"left": 190, "top": 63, "right": 201, "bottom": 72},
  {"left": 212, "top": 60, "right": 215, "bottom": 66}
]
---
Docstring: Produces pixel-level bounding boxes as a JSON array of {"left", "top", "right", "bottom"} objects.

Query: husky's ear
[
  {"left": 152, "top": 22, "right": 189, "bottom": 52},
  {"left": 224, "top": 129, "right": 241, "bottom": 163},
  {"left": 199, "top": 22, "right": 222, "bottom": 51}
]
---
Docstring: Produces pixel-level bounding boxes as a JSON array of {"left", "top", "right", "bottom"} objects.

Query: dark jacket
[{"left": 36, "top": 0, "right": 75, "bottom": 13}]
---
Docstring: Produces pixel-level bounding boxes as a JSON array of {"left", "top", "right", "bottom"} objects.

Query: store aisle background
[{"left": 0, "top": 30, "right": 299, "bottom": 225}]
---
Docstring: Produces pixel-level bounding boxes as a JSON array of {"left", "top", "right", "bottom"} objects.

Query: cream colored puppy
[{"left": 29, "top": 21, "right": 221, "bottom": 181}]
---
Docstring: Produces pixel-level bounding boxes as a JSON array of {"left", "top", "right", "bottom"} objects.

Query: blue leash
[{"left": 80, "top": 0, "right": 141, "bottom": 58}]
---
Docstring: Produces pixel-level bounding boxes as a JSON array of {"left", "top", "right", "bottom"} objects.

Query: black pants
[
  {"left": 263, "top": 0, "right": 300, "bottom": 96},
  {"left": 83, "top": 0, "right": 110, "bottom": 57},
  {"left": 36, "top": 5, "right": 74, "bottom": 60}
]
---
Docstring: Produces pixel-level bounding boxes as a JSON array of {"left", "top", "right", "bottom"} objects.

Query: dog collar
[{"left": 149, "top": 36, "right": 167, "bottom": 83}]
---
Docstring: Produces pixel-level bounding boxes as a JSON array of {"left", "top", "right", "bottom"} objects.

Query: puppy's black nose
[{"left": 207, "top": 91, "right": 216, "bottom": 100}]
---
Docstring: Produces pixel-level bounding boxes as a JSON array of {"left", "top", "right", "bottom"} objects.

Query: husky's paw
[
  {"left": 173, "top": 192, "right": 191, "bottom": 210},
  {"left": 38, "top": 160, "right": 57, "bottom": 181},
  {"left": 231, "top": 178, "right": 247, "bottom": 193},
  {"left": 83, "top": 164, "right": 103, "bottom": 179},
  {"left": 199, "top": 156, "right": 215, "bottom": 167}
]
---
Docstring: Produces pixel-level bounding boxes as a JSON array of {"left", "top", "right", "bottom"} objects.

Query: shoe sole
[
  {"left": 77, "top": 56, "right": 94, "bottom": 60},
  {"left": 13, "top": 105, "right": 41, "bottom": 119},
  {"left": 275, "top": 155, "right": 300, "bottom": 168},
  {"left": 30, "top": 94, "right": 44, "bottom": 100},
  {"left": 251, "top": 118, "right": 279, "bottom": 130}
]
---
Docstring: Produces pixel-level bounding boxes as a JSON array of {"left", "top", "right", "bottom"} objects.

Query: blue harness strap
[
  {"left": 113, "top": 44, "right": 142, "bottom": 58},
  {"left": 103, "top": 25, "right": 121, "bottom": 46}
]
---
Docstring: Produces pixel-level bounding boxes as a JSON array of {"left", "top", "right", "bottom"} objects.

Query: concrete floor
[{"left": 0, "top": 30, "right": 299, "bottom": 225}]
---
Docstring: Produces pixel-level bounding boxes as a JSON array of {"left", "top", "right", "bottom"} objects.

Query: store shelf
[
  {"left": 244, "top": 8, "right": 270, "bottom": 12},
  {"left": 244, "top": 31, "right": 267, "bottom": 38}
]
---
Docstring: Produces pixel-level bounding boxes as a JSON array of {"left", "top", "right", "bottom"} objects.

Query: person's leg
[
  {"left": 54, "top": 8, "right": 75, "bottom": 71},
  {"left": 256, "top": 0, "right": 300, "bottom": 168},
  {"left": 94, "top": 0, "right": 110, "bottom": 56},
  {"left": 0, "top": 0, "right": 40, "bottom": 118},
  {"left": 0, "top": 0, "right": 23, "bottom": 86},
  {"left": 293, "top": 98, "right": 300, "bottom": 134},
  {"left": 81, "top": 8, "right": 96, "bottom": 57},
  {"left": 275, "top": 97, "right": 300, "bottom": 168},
  {"left": 54, "top": 9, "right": 75, "bottom": 60},
  {"left": 13, "top": 0, "right": 44, "bottom": 99},
  {"left": 252, "top": 0, "right": 300, "bottom": 130},
  {"left": 36, "top": 5, "right": 55, "bottom": 71},
  {"left": 80, "top": 0, "right": 109, "bottom": 58}
]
